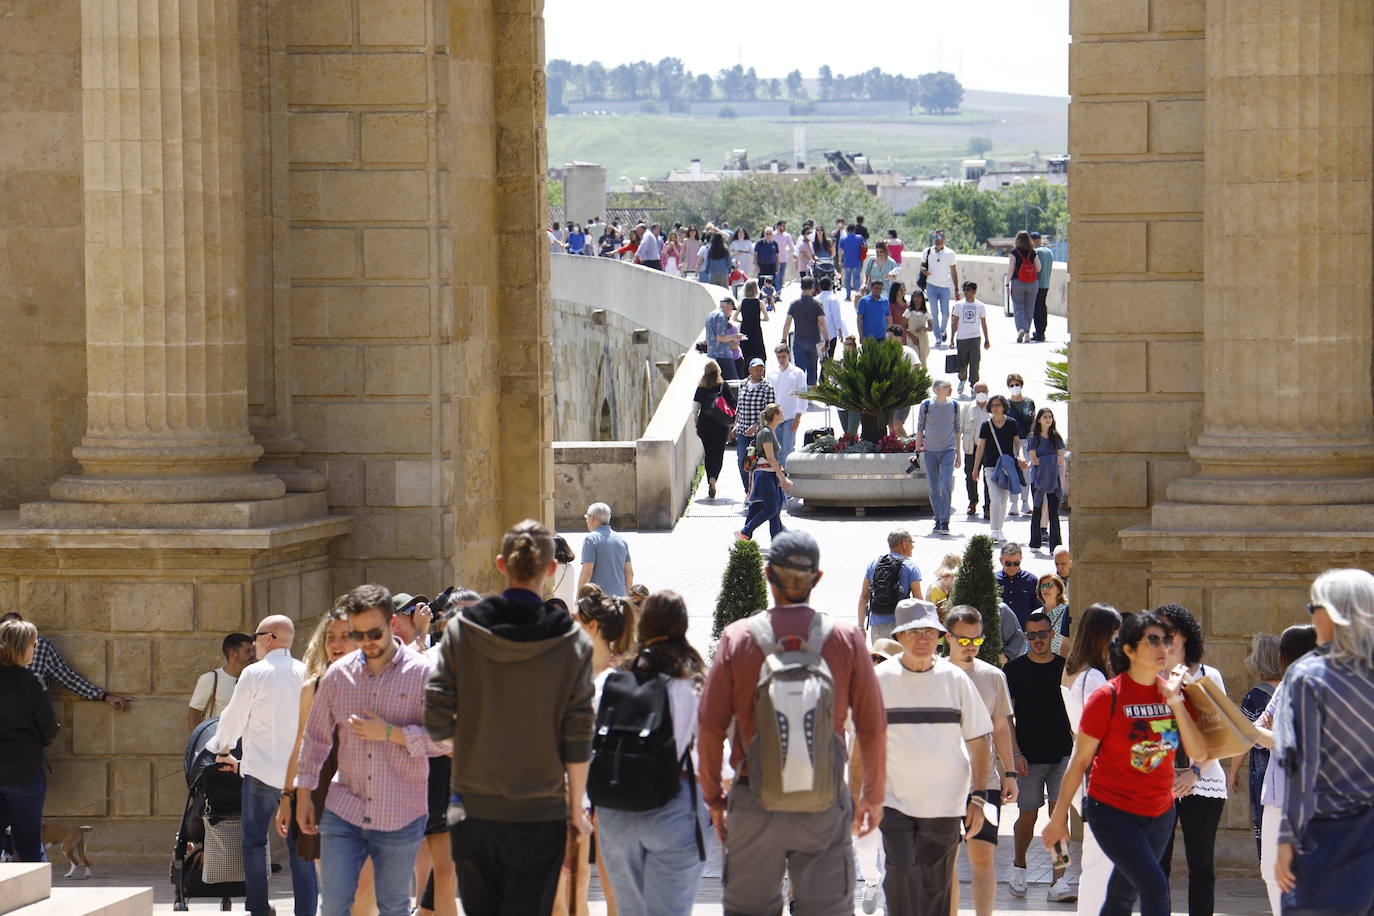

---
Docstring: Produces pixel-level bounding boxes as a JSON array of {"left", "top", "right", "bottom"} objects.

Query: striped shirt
[
  {"left": 877, "top": 656, "right": 992, "bottom": 819},
  {"left": 28, "top": 637, "right": 103, "bottom": 700},
  {"left": 1274, "top": 646, "right": 1374, "bottom": 849},
  {"left": 296, "top": 642, "right": 450, "bottom": 832}
]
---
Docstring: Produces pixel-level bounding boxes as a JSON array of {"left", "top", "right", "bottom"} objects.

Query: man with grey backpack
[{"left": 698, "top": 530, "right": 888, "bottom": 915}]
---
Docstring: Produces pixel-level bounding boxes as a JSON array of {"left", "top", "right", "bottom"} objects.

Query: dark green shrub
[
  {"left": 948, "top": 534, "right": 1002, "bottom": 666},
  {"left": 713, "top": 539, "right": 769, "bottom": 643}
]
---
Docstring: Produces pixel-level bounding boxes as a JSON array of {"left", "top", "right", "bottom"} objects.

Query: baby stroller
[
  {"left": 170, "top": 718, "right": 255, "bottom": 911},
  {"left": 812, "top": 256, "right": 837, "bottom": 289}
]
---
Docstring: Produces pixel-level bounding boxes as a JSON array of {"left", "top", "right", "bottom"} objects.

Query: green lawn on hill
[{"left": 548, "top": 89, "right": 1067, "bottom": 187}]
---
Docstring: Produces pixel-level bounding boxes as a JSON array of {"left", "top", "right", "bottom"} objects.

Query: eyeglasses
[
  {"left": 1144, "top": 634, "right": 1176, "bottom": 648},
  {"left": 1026, "top": 630, "right": 1053, "bottom": 640},
  {"left": 348, "top": 627, "right": 387, "bottom": 642},
  {"left": 1038, "top": 582, "right": 1055, "bottom": 589},
  {"left": 252, "top": 631, "right": 275, "bottom": 640},
  {"left": 1307, "top": 603, "right": 1323, "bottom": 616},
  {"left": 951, "top": 636, "right": 986, "bottom": 647},
  {"left": 1002, "top": 561, "right": 1021, "bottom": 568}
]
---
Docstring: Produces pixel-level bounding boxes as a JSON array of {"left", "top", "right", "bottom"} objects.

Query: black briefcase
[
  {"left": 944, "top": 353, "right": 961, "bottom": 374},
  {"left": 804, "top": 427, "right": 835, "bottom": 446}
]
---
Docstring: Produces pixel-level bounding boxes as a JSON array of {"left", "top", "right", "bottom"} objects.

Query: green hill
[{"left": 548, "top": 89, "right": 1067, "bottom": 188}]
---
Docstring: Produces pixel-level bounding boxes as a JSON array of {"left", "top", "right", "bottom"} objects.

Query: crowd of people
[{"left": 2, "top": 520, "right": 1374, "bottom": 916}]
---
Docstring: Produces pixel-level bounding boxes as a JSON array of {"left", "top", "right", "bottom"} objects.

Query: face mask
[
  {"left": 1008, "top": 386, "right": 1023, "bottom": 396},
  {"left": 975, "top": 392, "right": 988, "bottom": 404}
]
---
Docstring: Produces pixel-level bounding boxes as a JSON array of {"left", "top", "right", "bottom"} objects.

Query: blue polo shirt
[
  {"left": 856, "top": 295, "right": 890, "bottom": 341},
  {"left": 864, "top": 554, "right": 923, "bottom": 625},
  {"left": 997, "top": 569, "right": 1043, "bottom": 626},
  {"left": 839, "top": 232, "right": 865, "bottom": 266},
  {"left": 582, "top": 525, "right": 631, "bottom": 596}
]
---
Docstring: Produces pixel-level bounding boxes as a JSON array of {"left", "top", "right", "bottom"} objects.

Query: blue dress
[{"left": 1027, "top": 435, "right": 1061, "bottom": 495}]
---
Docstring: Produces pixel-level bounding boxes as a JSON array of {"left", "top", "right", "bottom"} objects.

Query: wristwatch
[{"left": 280, "top": 790, "right": 294, "bottom": 801}]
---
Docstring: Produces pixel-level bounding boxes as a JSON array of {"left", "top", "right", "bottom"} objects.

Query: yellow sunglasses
[{"left": 951, "top": 636, "right": 986, "bottom": 647}]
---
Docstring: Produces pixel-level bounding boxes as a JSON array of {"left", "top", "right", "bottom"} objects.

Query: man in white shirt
[
  {"left": 950, "top": 282, "right": 992, "bottom": 397},
  {"left": 635, "top": 222, "right": 662, "bottom": 270},
  {"left": 775, "top": 220, "right": 795, "bottom": 290},
  {"left": 208, "top": 615, "right": 314, "bottom": 916},
  {"left": 919, "top": 232, "right": 961, "bottom": 348},
  {"left": 945, "top": 605, "right": 1020, "bottom": 916},
  {"left": 187, "top": 632, "right": 255, "bottom": 732},
  {"left": 767, "top": 343, "right": 808, "bottom": 466},
  {"left": 877, "top": 599, "right": 991, "bottom": 916},
  {"left": 818, "top": 276, "right": 847, "bottom": 361}
]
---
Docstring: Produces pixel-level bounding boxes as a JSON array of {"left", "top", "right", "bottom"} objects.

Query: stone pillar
[
  {"left": 47, "top": 0, "right": 284, "bottom": 510},
  {"left": 1161, "top": 0, "right": 1374, "bottom": 521}
]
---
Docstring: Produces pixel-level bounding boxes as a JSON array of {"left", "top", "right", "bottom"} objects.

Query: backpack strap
[
  {"left": 683, "top": 745, "right": 706, "bottom": 861},
  {"left": 805, "top": 611, "right": 834, "bottom": 661},
  {"left": 747, "top": 611, "right": 779, "bottom": 656},
  {"left": 206, "top": 669, "right": 219, "bottom": 719}
]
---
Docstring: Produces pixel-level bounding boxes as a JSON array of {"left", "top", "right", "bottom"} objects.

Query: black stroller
[{"left": 170, "top": 717, "right": 248, "bottom": 911}]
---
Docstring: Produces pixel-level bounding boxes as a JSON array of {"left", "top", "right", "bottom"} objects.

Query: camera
[{"left": 905, "top": 454, "right": 922, "bottom": 475}]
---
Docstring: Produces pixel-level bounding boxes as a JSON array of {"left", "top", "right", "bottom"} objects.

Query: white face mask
[
  {"left": 1008, "top": 385, "right": 1023, "bottom": 396},
  {"left": 975, "top": 392, "right": 989, "bottom": 404}
]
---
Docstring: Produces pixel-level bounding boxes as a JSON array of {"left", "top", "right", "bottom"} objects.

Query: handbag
[
  {"left": 202, "top": 815, "right": 271, "bottom": 885},
  {"left": 944, "top": 352, "right": 960, "bottom": 374},
  {"left": 704, "top": 385, "right": 736, "bottom": 428},
  {"left": 1182, "top": 674, "right": 1253, "bottom": 760},
  {"left": 917, "top": 246, "right": 931, "bottom": 291}
]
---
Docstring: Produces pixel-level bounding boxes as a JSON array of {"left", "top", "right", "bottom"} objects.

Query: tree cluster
[
  {"left": 643, "top": 174, "right": 897, "bottom": 242},
  {"left": 902, "top": 179, "right": 1068, "bottom": 253},
  {"left": 546, "top": 59, "right": 963, "bottom": 115}
]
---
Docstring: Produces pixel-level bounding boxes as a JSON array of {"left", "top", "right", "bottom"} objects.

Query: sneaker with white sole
[
  {"left": 1009, "top": 865, "right": 1028, "bottom": 898},
  {"left": 1047, "top": 877, "right": 1078, "bottom": 902},
  {"left": 861, "top": 882, "right": 881, "bottom": 913}
]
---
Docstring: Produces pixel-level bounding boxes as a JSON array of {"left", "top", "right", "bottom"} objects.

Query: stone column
[
  {"left": 1164, "top": 0, "right": 1374, "bottom": 518},
  {"left": 51, "top": 0, "right": 284, "bottom": 508}
]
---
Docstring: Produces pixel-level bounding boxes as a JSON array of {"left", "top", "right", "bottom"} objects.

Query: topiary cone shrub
[
  {"left": 713, "top": 539, "right": 769, "bottom": 643},
  {"left": 948, "top": 534, "right": 1002, "bottom": 666}
]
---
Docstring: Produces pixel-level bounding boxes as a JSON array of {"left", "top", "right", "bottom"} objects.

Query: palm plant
[
  {"left": 802, "top": 338, "right": 931, "bottom": 442},
  {"left": 1045, "top": 344, "right": 1069, "bottom": 401}
]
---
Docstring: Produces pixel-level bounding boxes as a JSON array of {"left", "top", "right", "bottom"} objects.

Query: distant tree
[
  {"left": 693, "top": 72, "right": 714, "bottom": 101},
  {"left": 633, "top": 60, "right": 655, "bottom": 99},
  {"left": 902, "top": 183, "right": 1005, "bottom": 252},
  {"left": 655, "top": 57, "right": 685, "bottom": 103},
  {"left": 742, "top": 67, "right": 760, "bottom": 100},
  {"left": 764, "top": 78, "right": 782, "bottom": 99},
  {"left": 818, "top": 65, "right": 834, "bottom": 100},
  {"left": 639, "top": 100, "right": 661, "bottom": 114},
  {"left": 713, "top": 174, "right": 894, "bottom": 242},
  {"left": 916, "top": 71, "right": 964, "bottom": 114},
  {"left": 717, "top": 64, "right": 745, "bottom": 100},
  {"left": 609, "top": 63, "right": 637, "bottom": 100},
  {"left": 718, "top": 105, "right": 738, "bottom": 119},
  {"left": 547, "top": 178, "right": 563, "bottom": 209},
  {"left": 546, "top": 74, "right": 567, "bottom": 114},
  {"left": 786, "top": 69, "right": 804, "bottom": 99},
  {"left": 967, "top": 136, "right": 994, "bottom": 157},
  {"left": 584, "top": 61, "right": 607, "bottom": 98}
]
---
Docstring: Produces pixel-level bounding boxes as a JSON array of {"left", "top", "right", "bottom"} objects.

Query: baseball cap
[
  {"left": 749, "top": 357, "right": 766, "bottom": 368},
  {"left": 891, "top": 598, "right": 945, "bottom": 635},
  {"left": 1030, "top": 231, "right": 1042, "bottom": 240},
  {"left": 391, "top": 593, "right": 429, "bottom": 615},
  {"left": 767, "top": 530, "right": 820, "bottom": 573}
]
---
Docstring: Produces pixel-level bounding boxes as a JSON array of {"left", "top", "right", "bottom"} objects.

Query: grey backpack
[{"left": 745, "top": 611, "right": 841, "bottom": 812}]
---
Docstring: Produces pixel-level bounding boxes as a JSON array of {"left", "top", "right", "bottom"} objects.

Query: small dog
[{"left": 42, "top": 821, "right": 94, "bottom": 879}]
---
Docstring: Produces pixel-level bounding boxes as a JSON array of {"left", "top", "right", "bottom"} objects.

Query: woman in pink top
[
  {"left": 663, "top": 231, "right": 683, "bottom": 276},
  {"left": 681, "top": 227, "right": 700, "bottom": 277},
  {"left": 886, "top": 229, "right": 904, "bottom": 264}
]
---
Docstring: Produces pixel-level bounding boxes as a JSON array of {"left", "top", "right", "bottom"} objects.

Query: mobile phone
[{"left": 1051, "top": 839, "right": 1072, "bottom": 870}]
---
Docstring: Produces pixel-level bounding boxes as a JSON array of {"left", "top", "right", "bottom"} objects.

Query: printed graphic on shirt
[{"left": 1124, "top": 705, "right": 1179, "bottom": 774}]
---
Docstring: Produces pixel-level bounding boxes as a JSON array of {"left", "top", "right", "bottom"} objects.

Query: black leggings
[
  {"left": 697, "top": 421, "right": 729, "bottom": 482},
  {"left": 1160, "top": 794, "right": 1225, "bottom": 916},
  {"left": 1029, "top": 489, "right": 1062, "bottom": 549}
]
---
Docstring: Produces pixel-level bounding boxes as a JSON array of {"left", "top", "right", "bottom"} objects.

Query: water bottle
[{"left": 446, "top": 794, "right": 466, "bottom": 826}]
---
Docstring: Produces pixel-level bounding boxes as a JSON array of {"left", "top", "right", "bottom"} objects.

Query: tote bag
[{"left": 1182, "top": 677, "right": 1253, "bottom": 760}]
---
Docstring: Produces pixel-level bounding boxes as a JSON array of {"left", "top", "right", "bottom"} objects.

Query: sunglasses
[
  {"left": 1038, "top": 582, "right": 1056, "bottom": 590},
  {"left": 1307, "top": 603, "right": 1322, "bottom": 616},
  {"left": 1003, "top": 561, "right": 1021, "bottom": 568},
  {"left": 1143, "top": 633, "right": 1176, "bottom": 649},
  {"left": 951, "top": 636, "right": 986, "bottom": 647},
  {"left": 252, "top": 630, "right": 275, "bottom": 640},
  {"left": 349, "top": 627, "right": 387, "bottom": 642},
  {"left": 1026, "top": 630, "right": 1053, "bottom": 640}
]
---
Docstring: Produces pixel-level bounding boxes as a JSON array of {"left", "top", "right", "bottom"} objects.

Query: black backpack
[
  {"left": 868, "top": 554, "right": 905, "bottom": 617},
  {"left": 588, "top": 671, "right": 688, "bottom": 811}
]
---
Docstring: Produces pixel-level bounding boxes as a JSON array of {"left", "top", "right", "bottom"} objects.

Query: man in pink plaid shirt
[{"left": 294, "top": 583, "right": 451, "bottom": 916}]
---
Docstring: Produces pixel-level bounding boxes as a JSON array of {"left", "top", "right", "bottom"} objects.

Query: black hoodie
[{"left": 424, "top": 592, "right": 594, "bottom": 821}]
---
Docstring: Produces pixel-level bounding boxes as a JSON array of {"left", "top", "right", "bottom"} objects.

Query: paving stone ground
[{"left": 122, "top": 283, "right": 1269, "bottom": 913}]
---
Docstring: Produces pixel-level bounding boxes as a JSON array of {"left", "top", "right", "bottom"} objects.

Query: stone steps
[{"left": 0, "top": 864, "right": 150, "bottom": 916}]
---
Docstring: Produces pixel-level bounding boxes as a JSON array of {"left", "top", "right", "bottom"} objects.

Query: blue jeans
[
  {"left": 793, "top": 337, "right": 819, "bottom": 386},
  {"left": 597, "top": 777, "right": 706, "bottom": 916},
  {"left": 925, "top": 448, "right": 957, "bottom": 526},
  {"left": 0, "top": 771, "right": 47, "bottom": 862},
  {"left": 927, "top": 285, "right": 951, "bottom": 343},
  {"left": 735, "top": 434, "right": 753, "bottom": 487},
  {"left": 775, "top": 261, "right": 788, "bottom": 289},
  {"left": 1010, "top": 280, "right": 1037, "bottom": 335},
  {"left": 843, "top": 264, "right": 861, "bottom": 296},
  {"left": 319, "top": 809, "right": 425, "bottom": 916},
  {"left": 742, "top": 471, "right": 785, "bottom": 539},
  {"left": 776, "top": 421, "right": 797, "bottom": 466},
  {"left": 1085, "top": 796, "right": 1176, "bottom": 916},
  {"left": 242, "top": 775, "right": 316, "bottom": 916}
]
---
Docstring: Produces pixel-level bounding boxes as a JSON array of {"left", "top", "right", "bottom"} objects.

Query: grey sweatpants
[
  {"left": 956, "top": 336, "right": 981, "bottom": 384},
  {"left": 723, "top": 780, "right": 855, "bottom": 916},
  {"left": 880, "top": 808, "right": 962, "bottom": 916}
]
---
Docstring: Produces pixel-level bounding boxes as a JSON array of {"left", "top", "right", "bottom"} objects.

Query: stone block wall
[
  {"left": 1068, "top": 0, "right": 1205, "bottom": 615},
  {"left": 0, "top": 0, "right": 85, "bottom": 507}
]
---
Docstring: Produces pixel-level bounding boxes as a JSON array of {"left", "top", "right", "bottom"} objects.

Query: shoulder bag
[{"left": 704, "top": 384, "right": 736, "bottom": 428}]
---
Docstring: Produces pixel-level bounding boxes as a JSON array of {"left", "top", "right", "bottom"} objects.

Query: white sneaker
[
  {"left": 991, "top": 530, "right": 1004, "bottom": 543},
  {"left": 1009, "top": 865, "right": 1028, "bottom": 898},
  {"left": 1048, "top": 877, "right": 1078, "bottom": 903},
  {"left": 861, "top": 882, "right": 881, "bottom": 913}
]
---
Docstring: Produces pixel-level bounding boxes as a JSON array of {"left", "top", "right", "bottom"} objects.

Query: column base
[
  {"left": 19, "top": 492, "right": 329, "bottom": 530},
  {"left": 251, "top": 422, "right": 328, "bottom": 493}
]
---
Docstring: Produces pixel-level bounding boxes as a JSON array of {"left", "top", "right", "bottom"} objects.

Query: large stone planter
[{"left": 787, "top": 450, "right": 931, "bottom": 509}]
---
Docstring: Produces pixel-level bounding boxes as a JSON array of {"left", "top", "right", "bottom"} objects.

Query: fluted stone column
[
  {"left": 1161, "top": 0, "right": 1374, "bottom": 524},
  {"left": 51, "top": 0, "right": 284, "bottom": 508}
]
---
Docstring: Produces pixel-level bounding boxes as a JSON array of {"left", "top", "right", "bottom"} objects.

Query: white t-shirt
[
  {"left": 189, "top": 667, "right": 238, "bottom": 719},
  {"left": 820, "top": 291, "right": 845, "bottom": 340},
  {"left": 1062, "top": 667, "right": 1107, "bottom": 734},
  {"left": 924, "top": 247, "right": 958, "bottom": 288},
  {"left": 960, "top": 658, "right": 1014, "bottom": 790},
  {"left": 878, "top": 656, "right": 993, "bottom": 818},
  {"left": 952, "top": 299, "right": 987, "bottom": 341}
]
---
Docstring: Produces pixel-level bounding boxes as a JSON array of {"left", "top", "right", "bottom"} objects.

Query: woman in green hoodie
[{"left": 425, "top": 519, "right": 596, "bottom": 916}]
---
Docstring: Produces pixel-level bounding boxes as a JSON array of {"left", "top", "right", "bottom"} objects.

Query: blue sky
[{"left": 544, "top": 0, "right": 1070, "bottom": 97}]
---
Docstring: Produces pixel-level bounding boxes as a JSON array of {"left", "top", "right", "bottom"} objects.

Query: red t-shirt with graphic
[{"left": 1079, "top": 673, "right": 1181, "bottom": 817}]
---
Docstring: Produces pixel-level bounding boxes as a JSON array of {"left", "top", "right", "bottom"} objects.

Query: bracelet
[
  {"left": 1014, "top": 752, "right": 1024, "bottom": 759},
  {"left": 385, "top": 724, "right": 392, "bottom": 742}
]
